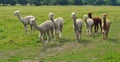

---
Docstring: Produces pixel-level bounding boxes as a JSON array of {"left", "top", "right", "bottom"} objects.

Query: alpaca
[
  {"left": 71, "top": 12, "right": 83, "bottom": 41},
  {"left": 49, "top": 12, "right": 64, "bottom": 39},
  {"left": 83, "top": 15, "right": 94, "bottom": 35},
  {"left": 14, "top": 10, "right": 35, "bottom": 35},
  {"left": 88, "top": 12, "right": 102, "bottom": 33},
  {"left": 102, "top": 13, "right": 110, "bottom": 40},
  {"left": 30, "top": 18, "right": 54, "bottom": 45}
]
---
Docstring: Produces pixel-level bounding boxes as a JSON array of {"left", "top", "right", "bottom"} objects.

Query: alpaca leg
[
  {"left": 50, "top": 29, "right": 54, "bottom": 41},
  {"left": 59, "top": 26, "right": 63, "bottom": 38},
  {"left": 43, "top": 32, "right": 46, "bottom": 40},
  {"left": 86, "top": 25, "right": 89, "bottom": 35},
  {"left": 55, "top": 29, "right": 59, "bottom": 39},
  {"left": 103, "top": 32, "right": 105, "bottom": 40},
  {"left": 59, "top": 29, "right": 62, "bottom": 39},
  {"left": 79, "top": 31, "right": 82, "bottom": 40},
  {"left": 75, "top": 31, "right": 79, "bottom": 42},
  {"left": 79, "top": 27, "right": 82, "bottom": 39},
  {"left": 94, "top": 25, "right": 97, "bottom": 33},
  {"left": 53, "top": 29, "right": 56, "bottom": 41},
  {"left": 88, "top": 26, "right": 91, "bottom": 35},
  {"left": 46, "top": 31, "right": 50, "bottom": 45},
  {"left": 106, "top": 29, "right": 109, "bottom": 40},
  {"left": 59, "top": 32, "right": 62, "bottom": 39},
  {"left": 76, "top": 34, "right": 79, "bottom": 42},
  {"left": 54, "top": 29, "right": 56, "bottom": 37},
  {"left": 96, "top": 25, "right": 99, "bottom": 33},
  {"left": 39, "top": 33, "right": 45, "bottom": 44},
  {"left": 30, "top": 25, "right": 32, "bottom": 35},
  {"left": 24, "top": 25, "right": 27, "bottom": 35}
]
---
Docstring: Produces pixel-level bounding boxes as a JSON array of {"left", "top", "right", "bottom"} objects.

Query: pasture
[{"left": 0, "top": 6, "right": 120, "bottom": 62}]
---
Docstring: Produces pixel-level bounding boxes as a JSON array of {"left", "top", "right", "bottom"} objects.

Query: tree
[
  {"left": 9, "top": 0, "right": 17, "bottom": 6},
  {"left": 18, "top": 0, "right": 27, "bottom": 5},
  {"left": 104, "top": 0, "right": 112, "bottom": 5},
  {"left": 1, "top": 0, "right": 7, "bottom": 6},
  {"left": 49, "top": 0, "right": 58, "bottom": 5},
  {"left": 57, "top": 0, "right": 69, "bottom": 5},
  {"left": 73, "top": 0, "right": 83, "bottom": 5},
  {"left": 111, "top": 0, "right": 118, "bottom": 5},
  {"left": 32, "top": 0, "right": 42, "bottom": 6},
  {"left": 42, "top": 0, "right": 50, "bottom": 5},
  {"left": 93, "top": 0, "right": 104, "bottom": 5}
]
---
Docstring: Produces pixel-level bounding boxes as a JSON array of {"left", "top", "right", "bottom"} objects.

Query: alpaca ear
[{"left": 102, "top": 13, "right": 107, "bottom": 16}]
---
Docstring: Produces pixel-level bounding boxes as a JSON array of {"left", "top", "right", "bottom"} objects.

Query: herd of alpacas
[{"left": 14, "top": 10, "right": 111, "bottom": 46}]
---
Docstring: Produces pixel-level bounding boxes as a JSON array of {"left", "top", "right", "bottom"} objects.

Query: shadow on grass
[
  {"left": 40, "top": 38, "right": 72, "bottom": 52},
  {"left": 90, "top": 33, "right": 102, "bottom": 38},
  {"left": 59, "top": 38, "right": 72, "bottom": 43},
  {"left": 108, "top": 38, "right": 119, "bottom": 43},
  {"left": 78, "top": 39, "right": 91, "bottom": 46}
]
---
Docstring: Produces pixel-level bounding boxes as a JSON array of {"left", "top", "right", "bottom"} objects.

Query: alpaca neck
[
  {"left": 50, "top": 17, "right": 56, "bottom": 28},
  {"left": 33, "top": 22, "right": 42, "bottom": 31},
  {"left": 73, "top": 17, "right": 77, "bottom": 28},
  {"left": 84, "top": 18, "right": 87, "bottom": 24},
  {"left": 17, "top": 14, "right": 22, "bottom": 22},
  {"left": 88, "top": 13, "right": 92, "bottom": 19},
  {"left": 103, "top": 16, "right": 107, "bottom": 26}
]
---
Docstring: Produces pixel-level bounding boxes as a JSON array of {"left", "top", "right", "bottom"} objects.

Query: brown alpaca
[
  {"left": 88, "top": 12, "right": 102, "bottom": 33},
  {"left": 102, "top": 13, "right": 110, "bottom": 40}
]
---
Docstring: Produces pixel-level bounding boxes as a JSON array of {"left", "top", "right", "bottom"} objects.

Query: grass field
[{"left": 0, "top": 6, "right": 120, "bottom": 62}]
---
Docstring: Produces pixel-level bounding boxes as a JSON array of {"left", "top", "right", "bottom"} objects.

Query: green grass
[{"left": 0, "top": 6, "right": 120, "bottom": 62}]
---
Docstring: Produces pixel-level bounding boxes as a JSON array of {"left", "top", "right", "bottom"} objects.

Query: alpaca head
[
  {"left": 88, "top": 12, "right": 92, "bottom": 18},
  {"left": 71, "top": 12, "right": 77, "bottom": 20},
  {"left": 102, "top": 13, "right": 107, "bottom": 19},
  {"left": 88, "top": 12, "right": 92, "bottom": 15},
  {"left": 83, "top": 15, "right": 88, "bottom": 20},
  {"left": 49, "top": 12, "right": 54, "bottom": 20},
  {"left": 14, "top": 10, "right": 20, "bottom": 16},
  {"left": 102, "top": 13, "right": 107, "bottom": 16},
  {"left": 30, "top": 17, "right": 36, "bottom": 25}
]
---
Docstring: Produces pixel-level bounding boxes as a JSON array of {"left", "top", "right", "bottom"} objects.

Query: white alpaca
[
  {"left": 14, "top": 10, "right": 35, "bottom": 35},
  {"left": 30, "top": 18, "right": 54, "bottom": 45},
  {"left": 83, "top": 15, "right": 94, "bottom": 35},
  {"left": 71, "top": 12, "right": 83, "bottom": 41},
  {"left": 49, "top": 12, "right": 64, "bottom": 39}
]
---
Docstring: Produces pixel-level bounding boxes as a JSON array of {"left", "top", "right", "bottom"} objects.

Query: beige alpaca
[
  {"left": 30, "top": 18, "right": 54, "bottom": 45},
  {"left": 14, "top": 10, "right": 35, "bottom": 35},
  {"left": 102, "top": 13, "right": 111, "bottom": 40},
  {"left": 83, "top": 15, "right": 94, "bottom": 35},
  {"left": 49, "top": 12, "right": 64, "bottom": 39},
  {"left": 71, "top": 12, "right": 83, "bottom": 42}
]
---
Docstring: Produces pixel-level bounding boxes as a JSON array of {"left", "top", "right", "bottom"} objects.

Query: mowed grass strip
[{"left": 0, "top": 6, "right": 120, "bottom": 62}]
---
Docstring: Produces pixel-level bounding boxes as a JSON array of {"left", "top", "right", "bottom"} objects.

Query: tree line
[{"left": 0, "top": 0, "right": 120, "bottom": 6}]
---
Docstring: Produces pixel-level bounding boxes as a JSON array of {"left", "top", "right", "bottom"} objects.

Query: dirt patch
[{"left": 21, "top": 60, "right": 40, "bottom": 62}]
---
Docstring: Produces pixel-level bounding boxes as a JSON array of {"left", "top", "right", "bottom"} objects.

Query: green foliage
[
  {"left": 18, "top": 0, "right": 27, "bottom": 5},
  {"left": 0, "top": 0, "right": 120, "bottom": 6},
  {"left": 9, "top": 0, "right": 17, "bottom": 6},
  {"left": 73, "top": 0, "right": 83, "bottom": 5}
]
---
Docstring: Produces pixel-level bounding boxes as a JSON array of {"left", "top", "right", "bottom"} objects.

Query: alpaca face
[
  {"left": 30, "top": 18, "right": 36, "bottom": 25},
  {"left": 71, "top": 12, "right": 76, "bottom": 20},
  {"left": 83, "top": 15, "right": 88, "bottom": 19},
  {"left": 49, "top": 12, "right": 54, "bottom": 19},
  {"left": 14, "top": 10, "right": 20, "bottom": 16}
]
